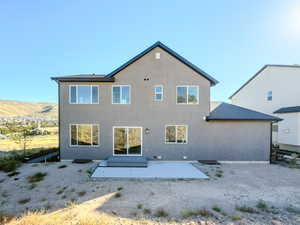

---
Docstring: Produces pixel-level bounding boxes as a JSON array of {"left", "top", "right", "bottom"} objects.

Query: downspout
[
  {"left": 58, "top": 82, "right": 61, "bottom": 161},
  {"left": 269, "top": 122, "right": 273, "bottom": 164}
]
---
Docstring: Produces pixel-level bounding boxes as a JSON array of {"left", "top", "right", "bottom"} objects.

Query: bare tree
[{"left": 5, "top": 121, "right": 34, "bottom": 155}]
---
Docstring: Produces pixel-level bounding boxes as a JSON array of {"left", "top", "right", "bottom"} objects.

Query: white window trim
[
  {"left": 112, "top": 126, "right": 143, "bottom": 156},
  {"left": 176, "top": 85, "right": 199, "bottom": 104},
  {"left": 165, "top": 125, "right": 188, "bottom": 144},
  {"left": 69, "top": 85, "right": 99, "bottom": 104},
  {"left": 112, "top": 85, "right": 131, "bottom": 104},
  {"left": 154, "top": 85, "right": 164, "bottom": 101},
  {"left": 69, "top": 124, "right": 100, "bottom": 147}
]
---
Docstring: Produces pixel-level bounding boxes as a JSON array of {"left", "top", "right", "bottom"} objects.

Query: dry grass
[
  {"left": 0, "top": 100, "right": 57, "bottom": 118},
  {"left": 0, "top": 135, "right": 58, "bottom": 152}
]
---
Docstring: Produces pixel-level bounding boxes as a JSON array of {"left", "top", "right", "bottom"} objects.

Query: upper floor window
[
  {"left": 69, "top": 85, "right": 99, "bottom": 104},
  {"left": 70, "top": 124, "right": 99, "bottom": 146},
  {"left": 154, "top": 85, "right": 163, "bottom": 101},
  {"left": 267, "top": 91, "right": 272, "bottom": 101},
  {"left": 165, "top": 125, "right": 188, "bottom": 144},
  {"left": 176, "top": 86, "right": 199, "bottom": 104},
  {"left": 112, "top": 85, "right": 130, "bottom": 104}
]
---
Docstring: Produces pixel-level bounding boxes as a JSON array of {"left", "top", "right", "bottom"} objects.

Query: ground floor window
[
  {"left": 113, "top": 127, "right": 142, "bottom": 155},
  {"left": 70, "top": 124, "right": 99, "bottom": 146},
  {"left": 165, "top": 125, "right": 188, "bottom": 144}
]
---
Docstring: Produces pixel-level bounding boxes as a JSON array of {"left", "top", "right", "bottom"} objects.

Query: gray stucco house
[{"left": 52, "top": 41, "right": 280, "bottom": 162}]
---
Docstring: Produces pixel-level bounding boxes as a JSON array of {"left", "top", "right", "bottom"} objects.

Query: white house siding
[{"left": 231, "top": 66, "right": 300, "bottom": 151}]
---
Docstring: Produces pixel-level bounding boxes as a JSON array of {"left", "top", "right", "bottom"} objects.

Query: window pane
[
  {"left": 188, "top": 86, "right": 198, "bottom": 104},
  {"left": 121, "top": 86, "right": 130, "bottom": 104},
  {"left": 92, "top": 86, "right": 99, "bottom": 103},
  {"left": 78, "top": 86, "right": 91, "bottom": 104},
  {"left": 156, "top": 93, "right": 162, "bottom": 101},
  {"left": 71, "top": 125, "right": 77, "bottom": 145},
  {"left": 114, "top": 128, "right": 127, "bottom": 154},
  {"left": 78, "top": 125, "right": 91, "bottom": 145},
  {"left": 177, "top": 126, "right": 187, "bottom": 143},
  {"left": 92, "top": 125, "right": 99, "bottom": 145},
  {"left": 155, "top": 86, "right": 162, "bottom": 93},
  {"left": 177, "top": 87, "right": 187, "bottom": 103},
  {"left": 267, "top": 91, "right": 272, "bottom": 101},
  {"left": 113, "top": 86, "right": 120, "bottom": 103},
  {"left": 70, "top": 86, "right": 77, "bottom": 103},
  {"left": 166, "top": 126, "right": 176, "bottom": 143},
  {"left": 128, "top": 128, "right": 141, "bottom": 155}
]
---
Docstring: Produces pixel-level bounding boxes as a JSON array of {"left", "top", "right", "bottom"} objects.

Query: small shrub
[
  {"left": 288, "top": 159, "right": 300, "bottom": 169},
  {"left": 56, "top": 189, "right": 64, "bottom": 195},
  {"left": 66, "top": 200, "right": 77, "bottom": 208},
  {"left": 117, "top": 187, "right": 123, "bottom": 191},
  {"left": 28, "top": 183, "right": 37, "bottom": 190},
  {"left": 236, "top": 205, "right": 259, "bottom": 214},
  {"left": 215, "top": 170, "right": 223, "bottom": 178},
  {"left": 181, "top": 209, "right": 213, "bottom": 218},
  {"left": 286, "top": 206, "right": 300, "bottom": 214},
  {"left": 212, "top": 205, "right": 221, "bottom": 213},
  {"left": 40, "top": 198, "right": 47, "bottom": 202},
  {"left": 78, "top": 191, "right": 86, "bottom": 197},
  {"left": 7, "top": 171, "right": 19, "bottom": 177},
  {"left": 143, "top": 208, "right": 151, "bottom": 214},
  {"left": 137, "top": 204, "right": 143, "bottom": 209},
  {"left": 154, "top": 209, "right": 168, "bottom": 217},
  {"left": 18, "top": 198, "right": 31, "bottom": 205},
  {"left": 61, "top": 195, "right": 66, "bottom": 199},
  {"left": 27, "top": 172, "right": 47, "bottom": 183},
  {"left": 114, "top": 192, "right": 122, "bottom": 198},
  {"left": 181, "top": 210, "right": 197, "bottom": 219},
  {"left": 58, "top": 165, "right": 67, "bottom": 169},
  {"left": 0, "top": 179, "right": 5, "bottom": 183},
  {"left": 197, "top": 208, "right": 214, "bottom": 217},
  {"left": 212, "top": 205, "right": 226, "bottom": 216},
  {"left": 256, "top": 200, "right": 270, "bottom": 212},
  {"left": 231, "top": 214, "right": 242, "bottom": 221},
  {"left": 0, "top": 158, "right": 21, "bottom": 173}
]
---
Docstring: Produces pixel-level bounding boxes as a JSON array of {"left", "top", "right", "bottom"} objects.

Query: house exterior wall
[
  {"left": 231, "top": 66, "right": 300, "bottom": 114},
  {"left": 58, "top": 46, "right": 271, "bottom": 161},
  {"left": 231, "top": 66, "right": 300, "bottom": 147}
]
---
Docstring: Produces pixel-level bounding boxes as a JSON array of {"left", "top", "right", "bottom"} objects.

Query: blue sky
[{"left": 1, "top": 0, "right": 300, "bottom": 103}]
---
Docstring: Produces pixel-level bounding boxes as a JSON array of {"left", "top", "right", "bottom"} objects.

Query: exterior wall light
[{"left": 145, "top": 128, "right": 150, "bottom": 134}]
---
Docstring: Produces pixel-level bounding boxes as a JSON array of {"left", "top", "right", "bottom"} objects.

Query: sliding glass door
[{"left": 113, "top": 127, "right": 142, "bottom": 156}]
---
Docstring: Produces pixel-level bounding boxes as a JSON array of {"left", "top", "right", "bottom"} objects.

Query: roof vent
[{"left": 155, "top": 52, "right": 160, "bottom": 59}]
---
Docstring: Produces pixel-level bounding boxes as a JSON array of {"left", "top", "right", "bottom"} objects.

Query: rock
[{"left": 271, "top": 220, "right": 283, "bottom": 225}]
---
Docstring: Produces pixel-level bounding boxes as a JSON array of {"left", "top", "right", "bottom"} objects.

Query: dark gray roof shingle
[
  {"left": 274, "top": 106, "right": 300, "bottom": 114},
  {"left": 207, "top": 102, "right": 282, "bottom": 121}
]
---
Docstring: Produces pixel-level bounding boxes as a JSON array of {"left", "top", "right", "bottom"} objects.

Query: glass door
[{"left": 113, "top": 127, "right": 142, "bottom": 156}]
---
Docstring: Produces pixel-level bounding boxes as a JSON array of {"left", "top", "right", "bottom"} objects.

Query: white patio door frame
[{"left": 113, "top": 126, "right": 143, "bottom": 156}]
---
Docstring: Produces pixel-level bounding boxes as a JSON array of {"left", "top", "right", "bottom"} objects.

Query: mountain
[{"left": 0, "top": 100, "right": 58, "bottom": 118}]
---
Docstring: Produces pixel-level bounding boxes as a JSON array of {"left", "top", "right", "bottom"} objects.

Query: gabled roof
[
  {"left": 206, "top": 102, "right": 282, "bottom": 121},
  {"left": 274, "top": 106, "right": 300, "bottom": 114},
  {"left": 229, "top": 64, "right": 300, "bottom": 99},
  {"left": 51, "top": 74, "right": 114, "bottom": 82},
  {"left": 105, "top": 41, "right": 219, "bottom": 86}
]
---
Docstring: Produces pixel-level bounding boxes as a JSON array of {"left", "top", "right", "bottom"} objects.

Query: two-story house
[
  {"left": 52, "top": 42, "right": 280, "bottom": 162},
  {"left": 230, "top": 65, "right": 300, "bottom": 152}
]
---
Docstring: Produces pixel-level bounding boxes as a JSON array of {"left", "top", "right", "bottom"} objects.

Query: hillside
[{"left": 0, "top": 100, "right": 58, "bottom": 118}]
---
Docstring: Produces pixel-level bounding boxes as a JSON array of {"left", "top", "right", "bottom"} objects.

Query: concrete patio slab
[{"left": 91, "top": 161, "right": 208, "bottom": 179}]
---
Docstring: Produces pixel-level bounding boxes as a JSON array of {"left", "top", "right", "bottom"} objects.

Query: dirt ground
[{"left": 1, "top": 161, "right": 300, "bottom": 225}]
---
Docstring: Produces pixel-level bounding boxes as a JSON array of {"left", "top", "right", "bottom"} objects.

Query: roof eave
[
  {"left": 51, "top": 77, "right": 115, "bottom": 83},
  {"left": 206, "top": 118, "right": 282, "bottom": 121}
]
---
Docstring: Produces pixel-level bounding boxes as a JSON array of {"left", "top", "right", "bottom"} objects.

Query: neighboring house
[
  {"left": 52, "top": 42, "right": 280, "bottom": 162},
  {"left": 230, "top": 65, "right": 300, "bottom": 152}
]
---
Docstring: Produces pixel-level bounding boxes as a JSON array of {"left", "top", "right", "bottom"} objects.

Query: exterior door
[{"left": 113, "top": 127, "right": 142, "bottom": 156}]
